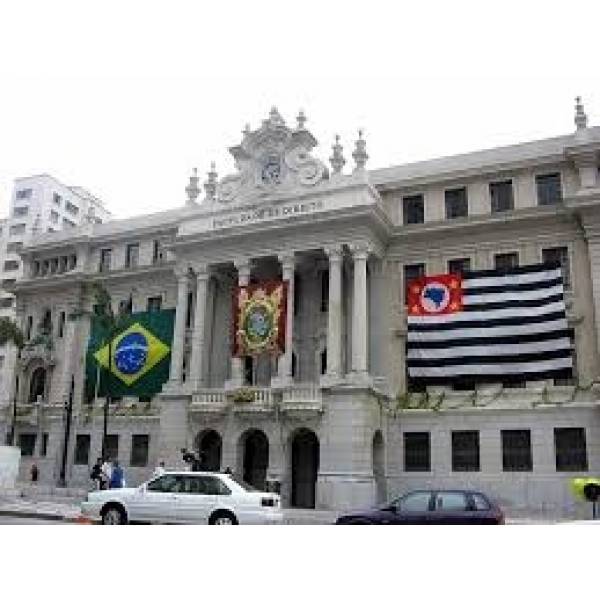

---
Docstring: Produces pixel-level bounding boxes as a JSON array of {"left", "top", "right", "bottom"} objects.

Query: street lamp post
[
  {"left": 100, "top": 329, "right": 113, "bottom": 460},
  {"left": 58, "top": 376, "right": 74, "bottom": 486}
]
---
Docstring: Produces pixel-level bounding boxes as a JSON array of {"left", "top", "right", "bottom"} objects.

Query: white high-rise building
[{"left": 0, "top": 175, "right": 111, "bottom": 406}]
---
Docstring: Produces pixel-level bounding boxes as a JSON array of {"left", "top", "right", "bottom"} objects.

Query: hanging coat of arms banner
[{"left": 233, "top": 281, "right": 288, "bottom": 357}]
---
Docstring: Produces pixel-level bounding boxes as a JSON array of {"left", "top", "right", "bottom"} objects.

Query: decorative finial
[
  {"left": 204, "top": 162, "right": 218, "bottom": 202},
  {"left": 575, "top": 96, "right": 588, "bottom": 131},
  {"left": 352, "top": 129, "right": 368, "bottom": 171},
  {"left": 268, "top": 106, "right": 284, "bottom": 126},
  {"left": 185, "top": 167, "right": 200, "bottom": 204},
  {"left": 243, "top": 123, "right": 251, "bottom": 137},
  {"left": 296, "top": 109, "right": 307, "bottom": 130},
  {"left": 329, "top": 134, "right": 346, "bottom": 175}
]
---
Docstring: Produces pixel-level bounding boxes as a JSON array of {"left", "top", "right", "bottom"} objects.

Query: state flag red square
[{"left": 407, "top": 273, "right": 463, "bottom": 316}]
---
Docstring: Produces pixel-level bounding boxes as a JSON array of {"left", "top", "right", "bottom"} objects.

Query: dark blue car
[{"left": 335, "top": 489, "right": 504, "bottom": 525}]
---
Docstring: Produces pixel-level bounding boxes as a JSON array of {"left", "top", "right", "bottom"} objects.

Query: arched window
[{"left": 29, "top": 367, "right": 46, "bottom": 403}]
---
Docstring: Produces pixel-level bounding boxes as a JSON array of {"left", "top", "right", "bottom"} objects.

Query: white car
[{"left": 81, "top": 471, "right": 283, "bottom": 525}]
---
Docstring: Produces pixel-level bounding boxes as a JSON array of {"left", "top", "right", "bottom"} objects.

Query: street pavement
[{"left": 0, "top": 515, "right": 66, "bottom": 525}]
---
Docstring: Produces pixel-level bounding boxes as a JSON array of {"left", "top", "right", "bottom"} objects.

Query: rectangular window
[
  {"left": 74, "top": 434, "right": 91, "bottom": 465},
  {"left": 152, "top": 240, "right": 163, "bottom": 264},
  {"left": 536, "top": 173, "right": 562, "bottom": 206},
  {"left": 447, "top": 257, "right": 471, "bottom": 274},
  {"left": 105, "top": 434, "right": 119, "bottom": 462},
  {"left": 65, "top": 201, "right": 79, "bottom": 215},
  {"left": 147, "top": 296, "right": 162, "bottom": 312},
  {"left": 2, "top": 278, "right": 16, "bottom": 287},
  {"left": 185, "top": 291, "right": 193, "bottom": 328},
  {"left": 501, "top": 430, "right": 532, "bottom": 472},
  {"left": 9, "top": 224, "right": 26, "bottom": 236},
  {"left": 18, "top": 434, "right": 36, "bottom": 456},
  {"left": 6, "top": 242, "right": 23, "bottom": 253},
  {"left": 555, "top": 427, "right": 588, "bottom": 471},
  {"left": 50, "top": 210, "right": 59, "bottom": 223},
  {"left": 3, "top": 260, "right": 19, "bottom": 272},
  {"left": 542, "top": 246, "right": 571, "bottom": 290},
  {"left": 294, "top": 273, "right": 300, "bottom": 316},
  {"left": 16, "top": 188, "right": 32, "bottom": 200},
  {"left": 125, "top": 243, "right": 140, "bottom": 269},
  {"left": 494, "top": 252, "right": 519, "bottom": 273},
  {"left": 118, "top": 298, "right": 133, "bottom": 315},
  {"left": 490, "top": 180, "right": 514, "bottom": 213},
  {"left": 403, "top": 194, "right": 425, "bottom": 225},
  {"left": 404, "top": 263, "right": 425, "bottom": 304},
  {"left": 404, "top": 432, "right": 431, "bottom": 472},
  {"left": 13, "top": 206, "right": 29, "bottom": 217},
  {"left": 41, "top": 433, "right": 48, "bottom": 457},
  {"left": 131, "top": 434, "right": 149, "bottom": 467},
  {"left": 53, "top": 193, "right": 62, "bottom": 206},
  {"left": 26, "top": 315, "right": 33, "bottom": 340},
  {"left": 445, "top": 187, "right": 468, "bottom": 219},
  {"left": 0, "top": 297, "right": 14, "bottom": 308},
  {"left": 452, "top": 430, "right": 480, "bottom": 471},
  {"left": 58, "top": 311, "right": 66, "bottom": 338},
  {"left": 320, "top": 270, "right": 329, "bottom": 312},
  {"left": 99, "top": 248, "right": 112, "bottom": 272}
]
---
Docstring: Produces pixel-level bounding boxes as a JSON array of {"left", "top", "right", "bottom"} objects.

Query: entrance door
[
  {"left": 291, "top": 429, "right": 319, "bottom": 508},
  {"left": 243, "top": 430, "right": 269, "bottom": 490},
  {"left": 197, "top": 430, "right": 222, "bottom": 471}
]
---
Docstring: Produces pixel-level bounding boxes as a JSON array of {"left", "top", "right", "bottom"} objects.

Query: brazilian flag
[{"left": 85, "top": 309, "right": 175, "bottom": 398}]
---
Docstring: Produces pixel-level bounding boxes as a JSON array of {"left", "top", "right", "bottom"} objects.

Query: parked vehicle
[
  {"left": 335, "top": 489, "right": 504, "bottom": 525},
  {"left": 81, "top": 471, "right": 283, "bottom": 525}
]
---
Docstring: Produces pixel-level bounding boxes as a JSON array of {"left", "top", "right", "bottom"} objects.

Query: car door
[
  {"left": 173, "top": 475, "right": 219, "bottom": 524},
  {"left": 130, "top": 474, "right": 180, "bottom": 523},
  {"left": 391, "top": 491, "right": 434, "bottom": 524},
  {"left": 431, "top": 491, "right": 471, "bottom": 524}
]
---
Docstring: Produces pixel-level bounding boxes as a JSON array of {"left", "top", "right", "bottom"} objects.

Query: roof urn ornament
[
  {"left": 185, "top": 168, "right": 200, "bottom": 205},
  {"left": 575, "top": 96, "right": 588, "bottom": 131},
  {"left": 330, "top": 134, "right": 346, "bottom": 175},
  {"left": 296, "top": 109, "right": 307, "bottom": 130},
  {"left": 352, "top": 129, "right": 368, "bottom": 171},
  {"left": 204, "top": 162, "right": 218, "bottom": 202}
]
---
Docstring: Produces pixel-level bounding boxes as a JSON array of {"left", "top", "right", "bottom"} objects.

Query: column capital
[
  {"left": 324, "top": 245, "right": 344, "bottom": 262},
  {"left": 278, "top": 252, "right": 296, "bottom": 269},
  {"left": 173, "top": 263, "right": 191, "bottom": 280},
  {"left": 349, "top": 242, "right": 372, "bottom": 261},
  {"left": 191, "top": 262, "right": 211, "bottom": 280},
  {"left": 234, "top": 259, "right": 251, "bottom": 278}
]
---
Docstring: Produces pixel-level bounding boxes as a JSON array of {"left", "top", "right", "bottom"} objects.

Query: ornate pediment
[{"left": 215, "top": 107, "right": 329, "bottom": 206}]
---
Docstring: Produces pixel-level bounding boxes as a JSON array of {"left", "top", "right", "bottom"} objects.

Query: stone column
[
  {"left": 323, "top": 246, "right": 343, "bottom": 383},
  {"left": 350, "top": 244, "right": 369, "bottom": 381},
  {"left": 188, "top": 263, "right": 210, "bottom": 391},
  {"left": 227, "top": 260, "right": 251, "bottom": 389},
  {"left": 276, "top": 253, "right": 295, "bottom": 385},
  {"left": 168, "top": 265, "right": 190, "bottom": 386}
]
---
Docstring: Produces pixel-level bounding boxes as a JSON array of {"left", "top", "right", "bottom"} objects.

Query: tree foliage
[{"left": 0, "top": 317, "right": 24, "bottom": 349}]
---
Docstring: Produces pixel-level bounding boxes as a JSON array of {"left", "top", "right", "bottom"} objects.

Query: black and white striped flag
[{"left": 406, "top": 263, "right": 573, "bottom": 385}]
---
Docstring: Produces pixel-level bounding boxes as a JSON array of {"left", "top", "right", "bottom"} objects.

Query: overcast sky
[{"left": 1, "top": 1, "right": 599, "bottom": 220}]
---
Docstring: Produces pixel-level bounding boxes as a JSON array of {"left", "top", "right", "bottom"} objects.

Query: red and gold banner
[{"left": 232, "top": 280, "right": 288, "bottom": 357}]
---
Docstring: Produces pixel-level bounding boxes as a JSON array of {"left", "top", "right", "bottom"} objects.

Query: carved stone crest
[{"left": 215, "top": 107, "right": 328, "bottom": 205}]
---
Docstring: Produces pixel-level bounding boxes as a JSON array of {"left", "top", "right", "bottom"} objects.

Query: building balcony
[{"left": 190, "top": 384, "right": 323, "bottom": 415}]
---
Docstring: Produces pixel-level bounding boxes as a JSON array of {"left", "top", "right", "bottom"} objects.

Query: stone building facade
[{"left": 2, "top": 103, "right": 600, "bottom": 515}]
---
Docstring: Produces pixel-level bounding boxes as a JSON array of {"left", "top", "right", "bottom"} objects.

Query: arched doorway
[
  {"left": 195, "top": 429, "right": 222, "bottom": 472},
  {"left": 241, "top": 429, "right": 269, "bottom": 490},
  {"left": 29, "top": 367, "right": 46, "bottom": 403},
  {"left": 372, "top": 430, "right": 386, "bottom": 505},
  {"left": 291, "top": 429, "right": 319, "bottom": 508}
]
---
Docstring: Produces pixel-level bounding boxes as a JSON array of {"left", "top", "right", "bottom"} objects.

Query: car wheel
[
  {"left": 209, "top": 511, "right": 238, "bottom": 525},
  {"left": 101, "top": 505, "right": 126, "bottom": 525}
]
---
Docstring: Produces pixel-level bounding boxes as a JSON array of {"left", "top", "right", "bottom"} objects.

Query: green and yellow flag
[{"left": 85, "top": 309, "right": 175, "bottom": 398}]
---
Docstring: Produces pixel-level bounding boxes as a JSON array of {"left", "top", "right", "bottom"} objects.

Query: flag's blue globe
[
  {"left": 115, "top": 332, "right": 148, "bottom": 375},
  {"left": 420, "top": 282, "right": 450, "bottom": 313}
]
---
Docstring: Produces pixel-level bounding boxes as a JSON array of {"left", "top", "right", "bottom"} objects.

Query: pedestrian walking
[
  {"left": 101, "top": 458, "right": 113, "bottom": 491},
  {"left": 110, "top": 460, "right": 125, "bottom": 489},
  {"left": 30, "top": 463, "right": 39, "bottom": 483}
]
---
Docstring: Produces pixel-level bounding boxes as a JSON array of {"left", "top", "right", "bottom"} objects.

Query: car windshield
[{"left": 227, "top": 474, "right": 258, "bottom": 492}]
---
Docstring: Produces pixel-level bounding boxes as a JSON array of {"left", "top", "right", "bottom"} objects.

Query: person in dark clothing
[{"left": 90, "top": 458, "right": 103, "bottom": 490}]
